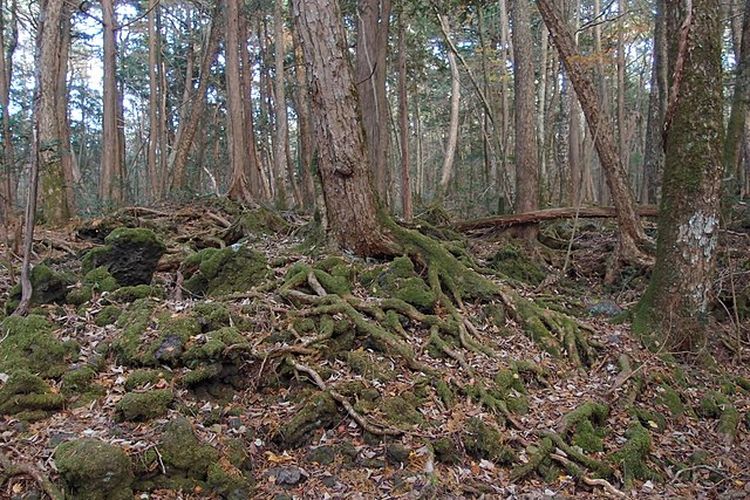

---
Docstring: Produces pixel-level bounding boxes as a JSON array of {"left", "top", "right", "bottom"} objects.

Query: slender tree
[
  {"left": 436, "top": 12, "right": 460, "bottom": 201},
  {"left": 100, "top": 0, "right": 124, "bottom": 205},
  {"left": 398, "top": 11, "right": 412, "bottom": 221},
  {"left": 724, "top": 0, "right": 750, "bottom": 198},
  {"left": 635, "top": 0, "right": 724, "bottom": 350}
]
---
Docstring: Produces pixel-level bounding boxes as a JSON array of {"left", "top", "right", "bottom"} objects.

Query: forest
[{"left": 0, "top": 0, "right": 748, "bottom": 498}]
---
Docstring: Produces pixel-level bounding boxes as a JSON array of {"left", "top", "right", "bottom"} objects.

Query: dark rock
[
  {"left": 83, "top": 228, "right": 165, "bottom": 286},
  {"left": 386, "top": 443, "right": 410, "bottom": 463},
  {"left": 264, "top": 466, "right": 307, "bottom": 487},
  {"left": 587, "top": 300, "right": 624, "bottom": 318},
  {"left": 305, "top": 445, "right": 336, "bottom": 465},
  {"left": 6, "top": 264, "right": 74, "bottom": 313},
  {"left": 154, "top": 335, "right": 184, "bottom": 364}
]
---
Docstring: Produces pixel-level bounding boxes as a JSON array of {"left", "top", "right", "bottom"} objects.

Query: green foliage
[
  {"left": 0, "top": 315, "right": 77, "bottom": 378},
  {"left": 116, "top": 389, "right": 174, "bottom": 421},
  {"left": 461, "top": 417, "right": 515, "bottom": 464},
  {"left": 55, "top": 439, "right": 134, "bottom": 500}
]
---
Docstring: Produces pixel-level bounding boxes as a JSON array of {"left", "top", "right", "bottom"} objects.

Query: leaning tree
[
  {"left": 634, "top": 1, "right": 724, "bottom": 350},
  {"left": 291, "top": 0, "right": 596, "bottom": 368}
]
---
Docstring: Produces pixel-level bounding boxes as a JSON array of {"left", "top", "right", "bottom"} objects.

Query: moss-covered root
[
  {"left": 545, "top": 432, "right": 614, "bottom": 480},
  {"left": 510, "top": 437, "right": 555, "bottom": 481},
  {"left": 611, "top": 422, "right": 659, "bottom": 490},
  {"left": 697, "top": 392, "right": 740, "bottom": 445},
  {"left": 502, "top": 289, "right": 597, "bottom": 367}
]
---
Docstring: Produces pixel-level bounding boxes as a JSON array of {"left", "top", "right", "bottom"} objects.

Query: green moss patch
[
  {"left": 55, "top": 439, "right": 134, "bottom": 500},
  {"left": 489, "top": 243, "right": 546, "bottom": 286},
  {"left": 0, "top": 315, "right": 77, "bottom": 378},
  {"left": 611, "top": 422, "right": 658, "bottom": 490},
  {"left": 361, "top": 256, "right": 436, "bottom": 311},
  {"left": 0, "top": 370, "right": 65, "bottom": 420},
  {"left": 116, "top": 389, "right": 174, "bottom": 421},
  {"left": 461, "top": 417, "right": 515, "bottom": 464},
  {"left": 182, "top": 246, "right": 271, "bottom": 297},
  {"left": 95, "top": 305, "right": 122, "bottom": 326},
  {"left": 6, "top": 264, "right": 74, "bottom": 313},
  {"left": 274, "top": 392, "right": 339, "bottom": 449},
  {"left": 125, "top": 369, "right": 168, "bottom": 391}
]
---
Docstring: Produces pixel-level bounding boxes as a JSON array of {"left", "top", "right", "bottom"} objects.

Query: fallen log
[{"left": 453, "top": 205, "right": 659, "bottom": 232}]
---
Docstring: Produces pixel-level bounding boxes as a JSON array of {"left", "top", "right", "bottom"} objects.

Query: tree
[
  {"left": 0, "top": 0, "right": 17, "bottom": 223},
  {"left": 355, "top": 0, "right": 391, "bottom": 203},
  {"left": 38, "top": 0, "right": 70, "bottom": 225},
  {"left": 397, "top": 10, "right": 412, "bottom": 221},
  {"left": 100, "top": 0, "right": 125, "bottom": 205},
  {"left": 512, "top": 0, "right": 539, "bottom": 239},
  {"left": 536, "top": 0, "right": 652, "bottom": 274},
  {"left": 634, "top": 1, "right": 724, "bottom": 350},
  {"left": 436, "top": 12, "right": 460, "bottom": 201},
  {"left": 724, "top": 0, "right": 750, "bottom": 198}
]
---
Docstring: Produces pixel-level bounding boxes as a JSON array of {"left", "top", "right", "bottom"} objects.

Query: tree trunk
[
  {"left": 397, "top": 12, "right": 412, "bottom": 221},
  {"left": 38, "top": 0, "right": 69, "bottom": 225},
  {"left": 536, "top": 0, "right": 650, "bottom": 268},
  {"left": 0, "top": 0, "right": 17, "bottom": 221},
  {"left": 635, "top": 0, "right": 723, "bottom": 350},
  {"left": 292, "top": 29, "right": 316, "bottom": 211},
  {"left": 642, "top": 0, "right": 668, "bottom": 204},
  {"left": 169, "top": 3, "right": 222, "bottom": 193},
  {"left": 512, "top": 0, "right": 539, "bottom": 239},
  {"left": 724, "top": 0, "right": 750, "bottom": 198},
  {"left": 147, "top": 0, "right": 160, "bottom": 199},
  {"left": 57, "top": 2, "right": 76, "bottom": 215},
  {"left": 100, "top": 0, "right": 123, "bottom": 205},
  {"left": 436, "top": 13, "right": 460, "bottom": 201},
  {"left": 355, "top": 0, "right": 392, "bottom": 204},
  {"left": 292, "top": 0, "right": 396, "bottom": 256}
]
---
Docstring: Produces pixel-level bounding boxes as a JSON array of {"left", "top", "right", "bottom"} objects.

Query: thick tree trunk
[
  {"left": 57, "top": 3, "right": 76, "bottom": 215},
  {"left": 635, "top": 0, "right": 724, "bottom": 350},
  {"left": 169, "top": 4, "right": 222, "bottom": 194},
  {"left": 512, "top": 0, "right": 539, "bottom": 239},
  {"left": 397, "top": 13, "right": 412, "bottom": 221},
  {"left": 0, "top": 0, "right": 17, "bottom": 221},
  {"left": 292, "top": 31, "right": 316, "bottom": 211},
  {"left": 38, "top": 0, "right": 69, "bottom": 225},
  {"left": 355, "top": 0, "right": 391, "bottom": 204},
  {"left": 536, "top": 0, "right": 650, "bottom": 267},
  {"left": 642, "top": 0, "right": 668, "bottom": 204},
  {"left": 292, "top": 0, "right": 396, "bottom": 256}
]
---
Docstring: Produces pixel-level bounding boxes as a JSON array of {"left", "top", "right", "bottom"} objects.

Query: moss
[
  {"left": 206, "top": 462, "right": 253, "bottom": 498},
  {"left": 183, "top": 327, "right": 247, "bottom": 364},
  {"left": 0, "top": 315, "right": 77, "bottom": 378},
  {"left": 125, "top": 369, "right": 167, "bottom": 391},
  {"left": 462, "top": 417, "right": 515, "bottom": 464},
  {"left": 489, "top": 244, "right": 546, "bottom": 286},
  {"left": 183, "top": 246, "right": 271, "bottom": 297},
  {"left": 6, "top": 264, "right": 74, "bottom": 313},
  {"left": 274, "top": 392, "right": 339, "bottom": 449},
  {"left": 84, "top": 228, "right": 165, "bottom": 286},
  {"left": 630, "top": 407, "right": 667, "bottom": 432},
  {"left": 697, "top": 391, "right": 729, "bottom": 418},
  {"left": 313, "top": 268, "right": 351, "bottom": 295},
  {"left": 365, "top": 257, "right": 436, "bottom": 311},
  {"left": 183, "top": 363, "right": 224, "bottom": 387},
  {"left": 381, "top": 394, "right": 425, "bottom": 427},
  {"left": 160, "top": 417, "right": 219, "bottom": 479},
  {"left": 95, "top": 305, "right": 122, "bottom": 326},
  {"left": 611, "top": 422, "right": 658, "bottom": 490},
  {"left": 657, "top": 385, "right": 686, "bottom": 417},
  {"left": 54, "top": 439, "right": 134, "bottom": 500},
  {"left": 433, "top": 437, "right": 461, "bottom": 464},
  {"left": 434, "top": 379, "right": 455, "bottom": 407},
  {"left": 116, "top": 389, "right": 174, "bottom": 421},
  {"left": 108, "top": 284, "right": 161, "bottom": 303},
  {"left": 305, "top": 445, "right": 336, "bottom": 465},
  {"left": 192, "top": 301, "right": 231, "bottom": 332},
  {"left": 346, "top": 350, "right": 394, "bottom": 381},
  {"left": 83, "top": 266, "right": 119, "bottom": 293},
  {"left": 718, "top": 405, "right": 740, "bottom": 441},
  {"left": 66, "top": 286, "right": 93, "bottom": 306},
  {"left": 0, "top": 369, "right": 65, "bottom": 418},
  {"left": 61, "top": 367, "right": 103, "bottom": 404},
  {"left": 494, "top": 368, "right": 529, "bottom": 415},
  {"left": 112, "top": 299, "right": 157, "bottom": 365},
  {"left": 230, "top": 207, "right": 289, "bottom": 238}
]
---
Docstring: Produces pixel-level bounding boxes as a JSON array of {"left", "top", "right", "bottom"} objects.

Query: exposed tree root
[{"left": 0, "top": 450, "right": 64, "bottom": 500}]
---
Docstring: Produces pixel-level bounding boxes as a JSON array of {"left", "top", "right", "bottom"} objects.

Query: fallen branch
[
  {"left": 454, "top": 206, "right": 659, "bottom": 232},
  {"left": 550, "top": 453, "right": 626, "bottom": 498}
]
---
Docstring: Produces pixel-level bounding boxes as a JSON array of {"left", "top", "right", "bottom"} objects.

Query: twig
[{"left": 549, "top": 452, "right": 625, "bottom": 498}]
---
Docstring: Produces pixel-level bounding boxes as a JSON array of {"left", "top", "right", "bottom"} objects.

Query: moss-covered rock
[
  {"left": 116, "top": 389, "right": 173, "bottom": 421},
  {"left": 274, "top": 392, "right": 339, "bottom": 449},
  {"left": 159, "top": 417, "right": 219, "bottom": 480},
  {"left": 83, "top": 266, "right": 120, "bottom": 293},
  {"left": 83, "top": 227, "right": 165, "bottom": 286},
  {"left": 489, "top": 243, "right": 546, "bottom": 286},
  {"left": 111, "top": 299, "right": 157, "bottom": 365},
  {"left": 361, "top": 256, "right": 436, "bottom": 311},
  {"left": 611, "top": 422, "right": 658, "bottom": 490},
  {"left": 108, "top": 284, "right": 162, "bottom": 303},
  {"left": 95, "top": 304, "right": 122, "bottom": 326},
  {"left": 61, "top": 366, "right": 104, "bottom": 405},
  {"left": 461, "top": 417, "right": 515, "bottom": 464},
  {"left": 433, "top": 437, "right": 461, "bottom": 464},
  {"left": 0, "top": 315, "right": 77, "bottom": 378},
  {"left": 125, "top": 369, "right": 169, "bottom": 391},
  {"left": 54, "top": 439, "right": 134, "bottom": 500},
  {"left": 561, "top": 401, "right": 609, "bottom": 452},
  {"left": 6, "top": 264, "right": 74, "bottom": 313},
  {"left": 192, "top": 301, "right": 232, "bottom": 332},
  {"left": 381, "top": 394, "right": 425, "bottom": 427},
  {"left": 657, "top": 385, "right": 686, "bottom": 417},
  {"left": 182, "top": 246, "right": 271, "bottom": 297},
  {"left": 0, "top": 369, "right": 65, "bottom": 419}
]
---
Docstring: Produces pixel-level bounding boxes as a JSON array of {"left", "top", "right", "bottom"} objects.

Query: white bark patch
[{"left": 677, "top": 211, "right": 718, "bottom": 312}]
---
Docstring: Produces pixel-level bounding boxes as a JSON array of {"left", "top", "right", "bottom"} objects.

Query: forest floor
[{"left": 0, "top": 199, "right": 749, "bottom": 499}]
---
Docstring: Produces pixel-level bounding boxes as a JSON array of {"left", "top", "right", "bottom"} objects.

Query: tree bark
[
  {"left": 100, "top": 0, "right": 124, "bottom": 205},
  {"left": 436, "top": 13, "right": 460, "bottom": 201},
  {"left": 724, "top": 0, "right": 750, "bottom": 198},
  {"left": 536, "top": 0, "right": 651, "bottom": 267},
  {"left": 292, "top": 28, "right": 316, "bottom": 211},
  {"left": 642, "top": 0, "right": 668, "bottom": 204},
  {"left": 635, "top": 0, "right": 724, "bottom": 350},
  {"left": 292, "top": 0, "right": 396, "bottom": 256},
  {"left": 169, "top": 3, "right": 222, "bottom": 194},
  {"left": 0, "top": 0, "right": 17, "bottom": 221},
  {"left": 355, "top": 0, "right": 392, "bottom": 204},
  {"left": 397, "top": 12, "right": 412, "bottom": 221},
  {"left": 147, "top": 0, "right": 160, "bottom": 199},
  {"left": 512, "top": 0, "right": 539, "bottom": 239}
]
